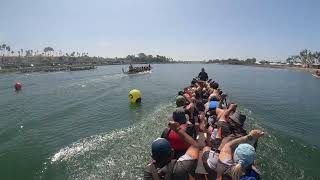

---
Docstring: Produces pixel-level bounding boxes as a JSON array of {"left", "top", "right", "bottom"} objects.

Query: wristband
[
  {"left": 175, "top": 127, "right": 181, "bottom": 132},
  {"left": 247, "top": 135, "right": 253, "bottom": 141}
]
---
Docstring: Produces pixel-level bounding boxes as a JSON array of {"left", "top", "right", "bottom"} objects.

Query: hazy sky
[{"left": 1, "top": 0, "right": 319, "bottom": 61}]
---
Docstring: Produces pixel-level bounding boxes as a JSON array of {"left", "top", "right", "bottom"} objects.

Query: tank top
[{"left": 167, "top": 124, "right": 190, "bottom": 151}]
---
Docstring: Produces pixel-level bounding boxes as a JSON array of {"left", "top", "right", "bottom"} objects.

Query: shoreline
[
  {"left": 243, "top": 64, "right": 319, "bottom": 73},
  {"left": 1, "top": 61, "right": 319, "bottom": 74}
]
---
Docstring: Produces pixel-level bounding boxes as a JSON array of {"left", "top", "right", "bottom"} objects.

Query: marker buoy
[
  {"left": 15, "top": 82, "right": 22, "bottom": 91},
  {"left": 129, "top": 89, "right": 141, "bottom": 103}
]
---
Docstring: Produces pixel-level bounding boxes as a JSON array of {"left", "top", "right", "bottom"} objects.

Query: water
[{"left": 0, "top": 64, "right": 319, "bottom": 180}]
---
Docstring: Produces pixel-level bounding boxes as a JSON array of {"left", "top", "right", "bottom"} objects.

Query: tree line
[
  {"left": 207, "top": 58, "right": 258, "bottom": 65},
  {"left": 0, "top": 43, "right": 174, "bottom": 71},
  {"left": 123, "top": 53, "right": 173, "bottom": 63},
  {"left": 0, "top": 44, "right": 172, "bottom": 63}
]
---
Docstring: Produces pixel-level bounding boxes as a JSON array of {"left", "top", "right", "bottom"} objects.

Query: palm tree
[
  {"left": 43, "top": 47, "right": 54, "bottom": 56},
  {"left": 299, "top": 49, "right": 310, "bottom": 64},
  {"left": 1, "top": 44, "right": 6, "bottom": 56},
  {"left": 5, "top": 46, "right": 11, "bottom": 56}
]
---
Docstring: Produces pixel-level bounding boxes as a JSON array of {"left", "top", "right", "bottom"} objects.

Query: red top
[{"left": 167, "top": 124, "right": 190, "bottom": 151}]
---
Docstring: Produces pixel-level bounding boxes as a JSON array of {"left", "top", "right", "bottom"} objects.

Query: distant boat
[{"left": 122, "top": 65, "right": 152, "bottom": 74}]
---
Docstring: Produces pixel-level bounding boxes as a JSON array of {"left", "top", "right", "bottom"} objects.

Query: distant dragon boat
[{"left": 122, "top": 64, "right": 152, "bottom": 74}]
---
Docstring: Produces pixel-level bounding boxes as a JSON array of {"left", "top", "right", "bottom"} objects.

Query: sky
[{"left": 1, "top": 0, "right": 320, "bottom": 61}]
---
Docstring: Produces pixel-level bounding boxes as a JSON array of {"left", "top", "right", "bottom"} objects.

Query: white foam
[
  {"left": 47, "top": 103, "right": 172, "bottom": 179},
  {"left": 51, "top": 128, "right": 130, "bottom": 162}
]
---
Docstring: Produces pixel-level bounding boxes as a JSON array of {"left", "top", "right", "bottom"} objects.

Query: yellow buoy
[{"left": 129, "top": 89, "right": 142, "bottom": 103}]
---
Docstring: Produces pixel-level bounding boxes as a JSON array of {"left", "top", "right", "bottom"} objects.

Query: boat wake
[{"left": 41, "top": 103, "right": 173, "bottom": 180}]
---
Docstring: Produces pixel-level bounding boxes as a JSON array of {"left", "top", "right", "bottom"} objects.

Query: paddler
[
  {"left": 201, "top": 129, "right": 264, "bottom": 180},
  {"left": 198, "top": 68, "right": 208, "bottom": 81},
  {"left": 161, "top": 107, "right": 196, "bottom": 159},
  {"left": 144, "top": 121, "right": 199, "bottom": 180},
  {"left": 129, "top": 64, "right": 133, "bottom": 72}
]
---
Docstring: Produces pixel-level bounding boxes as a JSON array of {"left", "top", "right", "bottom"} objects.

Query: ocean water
[{"left": 0, "top": 64, "right": 319, "bottom": 180}]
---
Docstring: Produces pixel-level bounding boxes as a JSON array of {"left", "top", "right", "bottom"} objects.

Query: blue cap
[
  {"left": 151, "top": 138, "right": 172, "bottom": 160},
  {"left": 209, "top": 101, "right": 218, "bottom": 110},
  {"left": 234, "top": 143, "right": 256, "bottom": 168}
]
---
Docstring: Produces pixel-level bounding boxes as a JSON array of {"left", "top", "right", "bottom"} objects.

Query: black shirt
[{"left": 198, "top": 71, "right": 208, "bottom": 81}]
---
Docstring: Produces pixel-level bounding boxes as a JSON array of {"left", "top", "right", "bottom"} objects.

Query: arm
[
  {"left": 215, "top": 107, "right": 224, "bottom": 119},
  {"left": 219, "top": 130, "right": 264, "bottom": 161},
  {"left": 169, "top": 121, "right": 199, "bottom": 159},
  {"left": 224, "top": 103, "right": 237, "bottom": 117},
  {"left": 216, "top": 103, "right": 237, "bottom": 121},
  {"left": 169, "top": 121, "right": 198, "bottom": 147}
]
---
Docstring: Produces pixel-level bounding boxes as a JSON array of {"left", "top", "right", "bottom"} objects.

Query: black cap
[
  {"left": 170, "top": 107, "right": 188, "bottom": 124},
  {"left": 210, "top": 82, "right": 219, "bottom": 89}
]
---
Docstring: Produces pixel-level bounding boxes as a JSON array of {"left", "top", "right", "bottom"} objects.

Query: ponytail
[{"left": 231, "top": 163, "right": 243, "bottom": 180}]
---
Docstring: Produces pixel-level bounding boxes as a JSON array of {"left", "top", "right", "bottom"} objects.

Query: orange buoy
[{"left": 15, "top": 82, "right": 22, "bottom": 91}]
